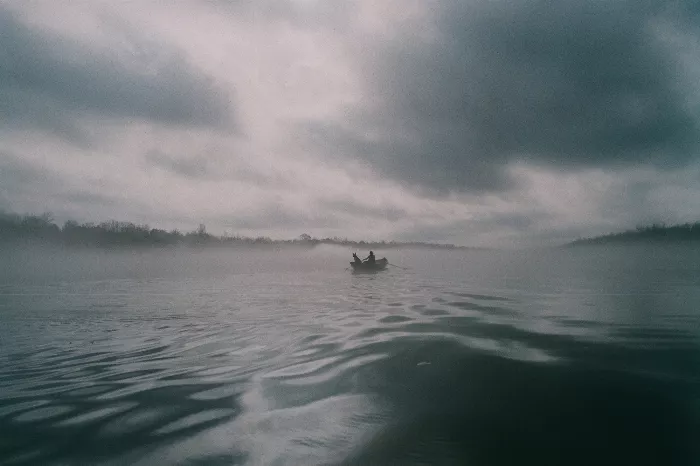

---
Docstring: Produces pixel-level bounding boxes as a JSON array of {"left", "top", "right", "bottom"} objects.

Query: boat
[{"left": 350, "top": 257, "right": 388, "bottom": 272}]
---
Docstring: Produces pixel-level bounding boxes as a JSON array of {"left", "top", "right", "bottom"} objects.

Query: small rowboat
[{"left": 350, "top": 257, "right": 388, "bottom": 272}]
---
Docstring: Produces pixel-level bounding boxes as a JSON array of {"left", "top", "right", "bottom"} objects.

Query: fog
[{"left": 4, "top": 242, "right": 699, "bottom": 294}]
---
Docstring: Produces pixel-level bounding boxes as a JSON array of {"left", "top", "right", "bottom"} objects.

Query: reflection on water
[{"left": 0, "top": 246, "right": 699, "bottom": 465}]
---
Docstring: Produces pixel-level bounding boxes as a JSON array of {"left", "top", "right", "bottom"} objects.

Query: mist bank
[
  {"left": 0, "top": 211, "right": 473, "bottom": 250},
  {"left": 568, "top": 222, "right": 700, "bottom": 246}
]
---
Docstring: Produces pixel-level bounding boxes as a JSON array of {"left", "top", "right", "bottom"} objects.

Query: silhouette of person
[{"left": 364, "top": 251, "right": 376, "bottom": 264}]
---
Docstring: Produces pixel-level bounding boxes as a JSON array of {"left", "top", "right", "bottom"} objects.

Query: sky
[{"left": 1, "top": 0, "right": 699, "bottom": 247}]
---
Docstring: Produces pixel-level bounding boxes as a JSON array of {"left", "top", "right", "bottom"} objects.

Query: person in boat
[
  {"left": 363, "top": 251, "right": 376, "bottom": 265},
  {"left": 352, "top": 253, "right": 362, "bottom": 265}
]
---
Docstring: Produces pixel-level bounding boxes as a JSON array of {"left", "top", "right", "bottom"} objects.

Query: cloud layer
[
  {"left": 320, "top": 0, "right": 699, "bottom": 192},
  {"left": 1, "top": 1, "right": 699, "bottom": 247},
  {"left": 0, "top": 5, "right": 233, "bottom": 141}
]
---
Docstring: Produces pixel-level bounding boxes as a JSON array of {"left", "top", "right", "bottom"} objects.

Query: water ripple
[{"left": 1, "top": 249, "right": 699, "bottom": 465}]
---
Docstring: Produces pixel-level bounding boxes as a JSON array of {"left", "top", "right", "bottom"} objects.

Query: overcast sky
[{"left": 1, "top": 0, "right": 699, "bottom": 247}]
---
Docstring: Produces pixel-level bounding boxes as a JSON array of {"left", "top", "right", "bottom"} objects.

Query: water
[{"left": 0, "top": 245, "right": 699, "bottom": 465}]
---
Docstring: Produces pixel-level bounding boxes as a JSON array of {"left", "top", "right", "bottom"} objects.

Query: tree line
[
  {"left": 569, "top": 222, "right": 700, "bottom": 246},
  {"left": 0, "top": 211, "right": 466, "bottom": 249}
]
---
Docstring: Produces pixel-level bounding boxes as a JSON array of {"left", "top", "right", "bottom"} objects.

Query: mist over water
[{"left": 1, "top": 245, "right": 699, "bottom": 465}]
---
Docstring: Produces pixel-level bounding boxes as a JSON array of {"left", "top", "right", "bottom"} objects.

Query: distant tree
[
  {"left": 0, "top": 209, "right": 474, "bottom": 249},
  {"left": 63, "top": 220, "right": 79, "bottom": 231}
]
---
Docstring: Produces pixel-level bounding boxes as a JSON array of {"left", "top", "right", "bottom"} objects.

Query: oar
[{"left": 388, "top": 263, "right": 410, "bottom": 270}]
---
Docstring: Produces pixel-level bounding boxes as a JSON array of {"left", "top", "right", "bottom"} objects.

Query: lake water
[{"left": 1, "top": 245, "right": 699, "bottom": 465}]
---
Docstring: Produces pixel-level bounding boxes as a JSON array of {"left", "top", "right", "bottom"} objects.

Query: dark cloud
[
  {"left": 221, "top": 205, "right": 344, "bottom": 232},
  {"left": 143, "top": 149, "right": 293, "bottom": 188},
  {"left": 145, "top": 150, "right": 211, "bottom": 179},
  {"left": 207, "top": 0, "right": 354, "bottom": 30},
  {"left": 321, "top": 199, "right": 408, "bottom": 223},
  {"left": 0, "top": 151, "right": 116, "bottom": 213},
  {"left": 323, "top": 0, "right": 699, "bottom": 193},
  {"left": 0, "top": 151, "right": 50, "bottom": 188},
  {"left": 0, "top": 6, "right": 234, "bottom": 141},
  {"left": 57, "top": 190, "right": 117, "bottom": 209}
]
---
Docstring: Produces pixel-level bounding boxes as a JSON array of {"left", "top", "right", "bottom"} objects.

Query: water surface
[{"left": 1, "top": 245, "right": 699, "bottom": 465}]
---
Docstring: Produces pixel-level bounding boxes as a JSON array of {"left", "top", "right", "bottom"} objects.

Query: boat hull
[{"left": 350, "top": 258, "right": 388, "bottom": 272}]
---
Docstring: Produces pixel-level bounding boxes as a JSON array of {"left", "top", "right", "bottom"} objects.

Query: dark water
[{"left": 1, "top": 245, "right": 699, "bottom": 465}]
